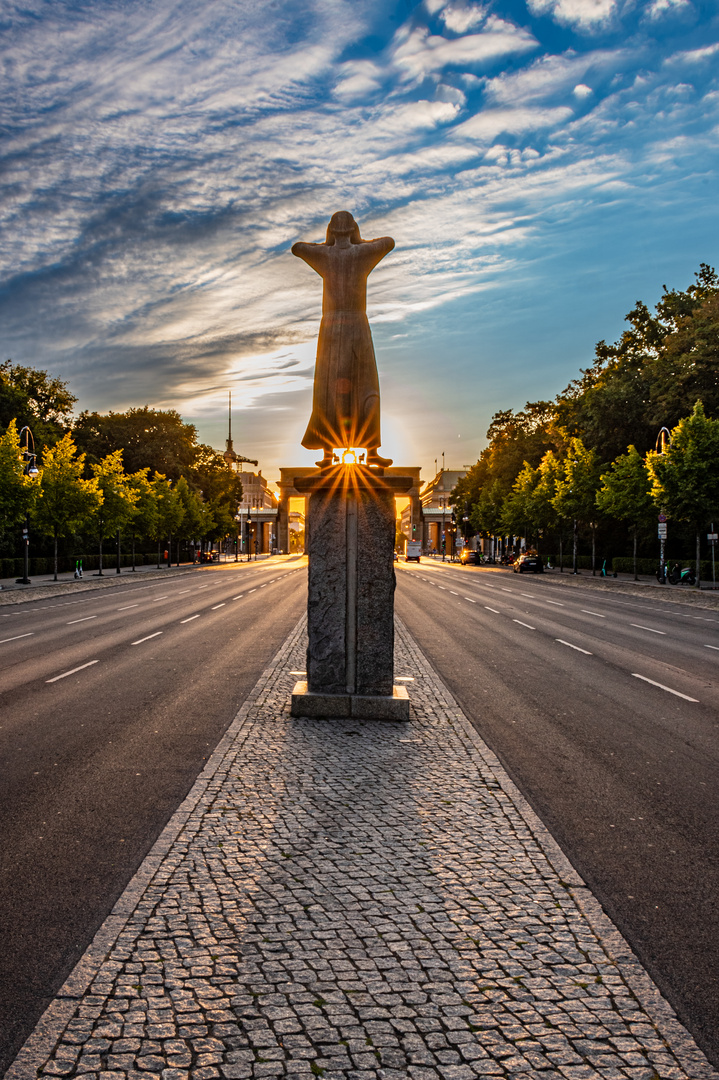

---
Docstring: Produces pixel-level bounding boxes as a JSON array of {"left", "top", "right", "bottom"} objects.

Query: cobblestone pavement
[{"left": 7, "top": 617, "right": 716, "bottom": 1080}]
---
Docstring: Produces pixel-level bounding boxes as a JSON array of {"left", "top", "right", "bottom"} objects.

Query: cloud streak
[{"left": 1, "top": 0, "right": 718, "bottom": 473}]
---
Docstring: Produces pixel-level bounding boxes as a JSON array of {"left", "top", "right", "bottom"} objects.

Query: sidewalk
[{"left": 6, "top": 617, "right": 716, "bottom": 1080}]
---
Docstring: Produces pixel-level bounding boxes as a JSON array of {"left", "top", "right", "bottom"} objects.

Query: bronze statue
[{"left": 292, "top": 211, "right": 394, "bottom": 469}]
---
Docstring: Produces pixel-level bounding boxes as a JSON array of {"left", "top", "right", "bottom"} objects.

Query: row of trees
[
  {"left": 0, "top": 361, "right": 244, "bottom": 575},
  {"left": 0, "top": 422, "right": 243, "bottom": 578},
  {"left": 453, "top": 264, "right": 719, "bottom": 582}
]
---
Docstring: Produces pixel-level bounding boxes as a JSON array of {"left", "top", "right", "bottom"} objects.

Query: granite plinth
[
  {"left": 290, "top": 679, "right": 410, "bottom": 720},
  {"left": 295, "top": 465, "right": 413, "bottom": 710}
]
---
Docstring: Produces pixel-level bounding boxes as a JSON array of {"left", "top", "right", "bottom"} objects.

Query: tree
[
  {"left": 33, "top": 434, "right": 101, "bottom": 580},
  {"left": 175, "top": 476, "right": 211, "bottom": 564},
  {"left": 151, "top": 474, "right": 185, "bottom": 568},
  {"left": 89, "top": 451, "right": 138, "bottom": 575},
  {"left": 647, "top": 401, "right": 719, "bottom": 586},
  {"left": 0, "top": 419, "right": 37, "bottom": 538},
  {"left": 553, "top": 438, "right": 604, "bottom": 574},
  {"left": 596, "top": 446, "right": 655, "bottom": 580},
  {"left": 73, "top": 407, "right": 200, "bottom": 480},
  {"left": 469, "top": 479, "right": 506, "bottom": 543},
  {"left": 126, "top": 469, "right": 159, "bottom": 570},
  {"left": 501, "top": 463, "right": 540, "bottom": 548},
  {"left": 0, "top": 361, "right": 76, "bottom": 449}
]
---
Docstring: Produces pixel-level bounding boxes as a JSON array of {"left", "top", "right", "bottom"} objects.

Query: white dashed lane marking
[
  {"left": 46, "top": 660, "right": 98, "bottom": 683},
  {"left": 631, "top": 624, "right": 666, "bottom": 635},
  {"left": 514, "top": 620, "right": 536, "bottom": 630},
  {"left": 556, "top": 639, "right": 592, "bottom": 655},
  {"left": 181, "top": 615, "right": 200, "bottom": 624},
  {"left": 0, "top": 633, "right": 33, "bottom": 645},
  {"left": 632, "top": 673, "right": 699, "bottom": 702},
  {"left": 132, "top": 632, "right": 163, "bottom": 645},
  {"left": 67, "top": 616, "right": 97, "bottom": 625}
]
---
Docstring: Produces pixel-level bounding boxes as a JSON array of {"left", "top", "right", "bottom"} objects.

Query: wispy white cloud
[
  {"left": 1, "top": 0, "right": 717, "bottom": 474},
  {"left": 527, "top": 0, "right": 619, "bottom": 30}
]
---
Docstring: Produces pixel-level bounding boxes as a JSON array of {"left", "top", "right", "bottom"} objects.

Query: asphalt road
[
  {"left": 396, "top": 558, "right": 719, "bottom": 1066},
  {"left": 0, "top": 557, "right": 307, "bottom": 1075}
]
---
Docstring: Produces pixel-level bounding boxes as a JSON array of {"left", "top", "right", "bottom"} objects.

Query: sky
[{"left": 1, "top": 0, "right": 718, "bottom": 484}]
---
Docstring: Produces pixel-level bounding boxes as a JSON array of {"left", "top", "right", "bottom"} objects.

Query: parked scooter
[{"left": 668, "top": 563, "right": 696, "bottom": 586}]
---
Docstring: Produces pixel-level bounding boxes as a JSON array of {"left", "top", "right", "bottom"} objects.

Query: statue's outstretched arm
[
  {"left": 359, "top": 236, "right": 395, "bottom": 270},
  {"left": 292, "top": 241, "right": 328, "bottom": 275}
]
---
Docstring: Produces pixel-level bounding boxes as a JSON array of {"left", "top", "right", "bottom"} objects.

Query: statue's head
[{"left": 326, "top": 211, "right": 361, "bottom": 244}]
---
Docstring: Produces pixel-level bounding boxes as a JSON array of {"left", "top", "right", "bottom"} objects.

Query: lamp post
[
  {"left": 655, "top": 427, "right": 671, "bottom": 584},
  {"left": 17, "top": 427, "right": 40, "bottom": 585}
]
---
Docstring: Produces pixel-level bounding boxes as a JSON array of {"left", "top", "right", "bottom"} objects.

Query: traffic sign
[
  {"left": 658, "top": 513, "right": 667, "bottom": 523},
  {"left": 708, "top": 533, "right": 718, "bottom": 541},
  {"left": 657, "top": 523, "right": 667, "bottom": 538}
]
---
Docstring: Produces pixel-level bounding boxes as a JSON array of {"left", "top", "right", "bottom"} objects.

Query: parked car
[
  {"left": 459, "top": 549, "right": 482, "bottom": 565},
  {"left": 198, "top": 550, "right": 219, "bottom": 563},
  {"left": 513, "top": 553, "right": 544, "bottom": 573}
]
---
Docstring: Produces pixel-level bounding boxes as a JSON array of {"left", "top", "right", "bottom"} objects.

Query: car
[
  {"left": 459, "top": 549, "right": 482, "bottom": 565},
  {"left": 513, "top": 553, "right": 544, "bottom": 573},
  {"left": 198, "top": 550, "right": 219, "bottom": 563}
]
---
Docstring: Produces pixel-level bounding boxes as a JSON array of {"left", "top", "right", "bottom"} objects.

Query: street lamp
[
  {"left": 655, "top": 427, "right": 672, "bottom": 584},
  {"left": 17, "top": 427, "right": 40, "bottom": 585}
]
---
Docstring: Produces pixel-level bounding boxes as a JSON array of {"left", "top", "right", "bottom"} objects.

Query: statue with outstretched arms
[{"left": 292, "top": 210, "right": 394, "bottom": 468}]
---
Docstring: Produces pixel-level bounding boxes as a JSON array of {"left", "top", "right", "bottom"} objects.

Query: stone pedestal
[{"left": 291, "top": 465, "right": 412, "bottom": 721}]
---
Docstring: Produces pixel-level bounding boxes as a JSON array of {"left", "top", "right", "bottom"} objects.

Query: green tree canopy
[
  {"left": 0, "top": 360, "right": 76, "bottom": 449},
  {"left": 33, "top": 434, "right": 101, "bottom": 579},
  {"left": 89, "top": 451, "right": 139, "bottom": 573},
  {"left": 0, "top": 418, "right": 38, "bottom": 534},
  {"left": 73, "top": 407, "right": 200, "bottom": 480},
  {"left": 596, "top": 445, "right": 656, "bottom": 579},
  {"left": 647, "top": 401, "right": 719, "bottom": 582}
]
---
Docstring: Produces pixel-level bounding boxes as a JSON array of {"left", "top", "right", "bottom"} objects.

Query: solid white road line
[
  {"left": 513, "top": 620, "right": 536, "bottom": 630},
  {"left": 556, "top": 639, "right": 592, "bottom": 655},
  {"left": 464, "top": 597, "right": 476, "bottom": 603},
  {"left": 632, "top": 673, "right": 698, "bottom": 702},
  {"left": 485, "top": 607, "right": 500, "bottom": 614},
  {"left": 211, "top": 603, "right": 226, "bottom": 610},
  {"left": 545, "top": 600, "right": 564, "bottom": 607},
  {"left": 631, "top": 624, "right": 666, "bottom": 635},
  {"left": 181, "top": 615, "right": 200, "bottom": 623},
  {"left": 132, "top": 632, "right": 163, "bottom": 645},
  {"left": 0, "top": 632, "right": 34, "bottom": 645},
  {"left": 582, "top": 610, "right": 605, "bottom": 617},
  {"left": 67, "top": 616, "right": 97, "bottom": 625},
  {"left": 47, "top": 660, "right": 98, "bottom": 683},
  {"left": 118, "top": 604, "right": 139, "bottom": 610}
]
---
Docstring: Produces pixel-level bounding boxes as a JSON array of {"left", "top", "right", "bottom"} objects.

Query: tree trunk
[
  {"left": 696, "top": 530, "right": 701, "bottom": 588},
  {"left": 591, "top": 525, "right": 596, "bottom": 575},
  {"left": 157, "top": 539, "right": 161, "bottom": 569},
  {"left": 559, "top": 534, "right": 563, "bottom": 572},
  {"left": 98, "top": 535, "right": 103, "bottom": 575},
  {"left": 116, "top": 528, "right": 121, "bottom": 574},
  {"left": 572, "top": 518, "right": 578, "bottom": 574},
  {"left": 132, "top": 534, "right": 136, "bottom": 571},
  {"left": 53, "top": 529, "right": 59, "bottom": 582},
  {"left": 176, "top": 539, "right": 180, "bottom": 567},
  {"left": 168, "top": 532, "right": 172, "bottom": 568},
  {"left": 633, "top": 529, "right": 638, "bottom": 581}
]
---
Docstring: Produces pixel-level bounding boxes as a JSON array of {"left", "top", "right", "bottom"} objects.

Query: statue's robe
[{"left": 292, "top": 235, "right": 394, "bottom": 451}]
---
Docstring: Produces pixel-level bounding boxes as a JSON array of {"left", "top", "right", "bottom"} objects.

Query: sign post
[
  {"left": 658, "top": 514, "right": 667, "bottom": 583},
  {"left": 709, "top": 524, "right": 717, "bottom": 587}
]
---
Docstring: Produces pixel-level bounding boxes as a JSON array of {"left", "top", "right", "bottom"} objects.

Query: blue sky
[{"left": 1, "top": 0, "right": 717, "bottom": 480}]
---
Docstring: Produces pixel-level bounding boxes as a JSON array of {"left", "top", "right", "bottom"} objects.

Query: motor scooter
[{"left": 668, "top": 563, "right": 696, "bottom": 585}]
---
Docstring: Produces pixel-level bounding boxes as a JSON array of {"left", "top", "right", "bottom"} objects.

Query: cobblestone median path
[{"left": 8, "top": 617, "right": 716, "bottom": 1080}]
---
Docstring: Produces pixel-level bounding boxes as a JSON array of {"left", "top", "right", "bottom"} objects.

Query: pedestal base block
[{"left": 290, "top": 681, "right": 409, "bottom": 721}]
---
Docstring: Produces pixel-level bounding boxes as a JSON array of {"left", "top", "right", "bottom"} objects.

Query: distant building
[
  {"left": 237, "top": 471, "right": 278, "bottom": 554},
  {"left": 419, "top": 469, "right": 465, "bottom": 555}
]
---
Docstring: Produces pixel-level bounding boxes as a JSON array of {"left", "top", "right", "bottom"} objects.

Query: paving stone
[{"left": 6, "top": 616, "right": 718, "bottom": 1080}]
